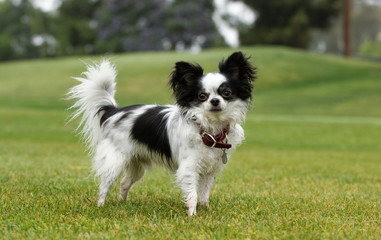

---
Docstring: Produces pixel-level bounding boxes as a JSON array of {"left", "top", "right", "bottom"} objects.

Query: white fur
[
  {"left": 201, "top": 73, "right": 229, "bottom": 113},
  {"left": 68, "top": 60, "right": 249, "bottom": 216},
  {"left": 67, "top": 60, "right": 117, "bottom": 153},
  {"left": 201, "top": 73, "right": 227, "bottom": 91}
]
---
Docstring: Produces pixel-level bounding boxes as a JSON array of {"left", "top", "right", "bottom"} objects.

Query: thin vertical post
[{"left": 344, "top": 0, "right": 351, "bottom": 57}]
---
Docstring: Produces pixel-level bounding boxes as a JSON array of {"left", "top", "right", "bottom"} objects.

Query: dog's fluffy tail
[{"left": 67, "top": 60, "right": 117, "bottom": 154}]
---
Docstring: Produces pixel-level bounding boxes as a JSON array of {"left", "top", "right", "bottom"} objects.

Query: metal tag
[{"left": 222, "top": 149, "right": 228, "bottom": 164}]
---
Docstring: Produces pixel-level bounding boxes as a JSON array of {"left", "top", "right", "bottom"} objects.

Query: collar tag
[{"left": 222, "top": 149, "right": 228, "bottom": 164}]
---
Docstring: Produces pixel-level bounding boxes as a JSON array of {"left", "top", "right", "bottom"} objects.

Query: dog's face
[{"left": 169, "top": 52, "right": 256, "bottom": 122}]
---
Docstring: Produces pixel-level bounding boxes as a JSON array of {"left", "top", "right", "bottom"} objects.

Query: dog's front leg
[
  {"left": 176, "top": 161, "right": 199, "bottom": 216},
  {"left": 198, "top": 174, "right": 216, "bottom": 208}
]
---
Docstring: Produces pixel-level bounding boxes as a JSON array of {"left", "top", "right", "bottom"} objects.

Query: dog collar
[{"left": 200, "top": 128, "right": 232, "bottom": 149}]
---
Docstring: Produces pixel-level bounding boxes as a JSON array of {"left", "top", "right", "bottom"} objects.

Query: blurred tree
[
  {"left": 0, "top": 0, "right": 222, "bottom": 60},
  {"left": 95, "top": 0, "right": 222, "bottom": 52},
  {"left": 95, "top": 0, "right": 168, "bottom": 52},
  {"left": 0, "top": 0, "right": 51, "bottom": 60},
  {"left": 308, "top": 0, "right": 381, "bottom": 58},
  {"left": 352, "top": 1, "right": 381, "bottom": 57},
  {"left": 54, "top": 0, "right": 100, "bottom": 55},
  {"left": 165, "top": 0, "right": 223, "bottom": 50},
  {"left": 236, "top": 0, "right": 340, "bottom": 48}
]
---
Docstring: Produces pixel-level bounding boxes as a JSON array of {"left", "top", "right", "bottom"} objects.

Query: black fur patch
[
  {"left": 131, "top": 106, "right": 173, "bottom": 168},
  {"left": 99, "top": 105, "right": 142, "bottom": 126},
  {"left": 169, "top": 61, "right": 204, "bottom": 107},
  {"left": 219, "top": 51, "right": 256, "bottom": 100},
  {"left": 217, "top": 82, "right": 235, "bottom": 101}
]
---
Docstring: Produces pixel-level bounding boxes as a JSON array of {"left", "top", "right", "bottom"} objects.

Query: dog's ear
[
  {"left": 219, "top": 52, "right": 256, "bottom": 100},
  {"left": 169, "top": 61, "right": 203, "bottom": 92},
  {"left": 169, "top": 61, "right": 203, "bottom": 105}
]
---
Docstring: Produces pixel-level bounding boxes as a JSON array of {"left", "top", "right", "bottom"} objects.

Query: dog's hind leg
[
  {"left": 93, "top": 140, "right": 126, "bottom": 207},
  {"left": 98, "top": 175, "right": 117, "bottom": 207},
  {"left": 119, "top": 159, "right": 145, "bottom": 202}
]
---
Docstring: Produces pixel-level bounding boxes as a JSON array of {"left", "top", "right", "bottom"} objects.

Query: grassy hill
[
  {"left": 1, "top": 46, "right": 381, "bottom": 115},
  {"left": 1, "top": 47, "right": 380, "bottom": 239}
]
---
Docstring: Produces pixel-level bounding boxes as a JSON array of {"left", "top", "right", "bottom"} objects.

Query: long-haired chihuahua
[{"left": 67, "top": 52, "right": 256, "bottom": 216}]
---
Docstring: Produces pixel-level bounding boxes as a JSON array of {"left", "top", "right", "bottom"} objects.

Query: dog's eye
[
  {"left": 222, "top": 89, "right": 232, "bottom": 98},
  {"left": 198, "top": 92, "right": 208, "bottom": 101}
]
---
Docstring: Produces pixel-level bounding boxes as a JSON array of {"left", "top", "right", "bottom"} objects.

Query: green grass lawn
[{"left": 1, "top": 47, "right": 380, "bottom": 239}]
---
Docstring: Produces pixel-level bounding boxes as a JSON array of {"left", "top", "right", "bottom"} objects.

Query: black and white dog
[{"left": 67, "top": 52, "right": 256, "bottom": 216}]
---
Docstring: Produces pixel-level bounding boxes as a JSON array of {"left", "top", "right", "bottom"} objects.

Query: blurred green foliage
[
  {"left": 0, "top": 0, "right": 51, "bottom": 60},
  {"left": 237, "top": 0, "right": 341, "bottom": 48},
  {"left": 0, "top": 0, "right": 222, "bottom": 61},
  {"left": 359, "top": 40, "right": 381, "bottom": 59}
]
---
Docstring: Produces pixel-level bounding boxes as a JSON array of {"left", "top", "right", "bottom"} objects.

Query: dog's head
[{"left": 169, "top": 52, "right": 256, "bottom": 125}]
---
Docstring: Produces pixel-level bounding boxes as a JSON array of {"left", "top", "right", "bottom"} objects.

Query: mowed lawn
[{"left": 1, "top": 47, "right": 380, "bottom": 239}]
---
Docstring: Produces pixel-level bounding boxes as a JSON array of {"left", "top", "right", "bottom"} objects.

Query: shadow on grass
[{"left": 74, "top": 191, "right": 259, "bottom": 221}]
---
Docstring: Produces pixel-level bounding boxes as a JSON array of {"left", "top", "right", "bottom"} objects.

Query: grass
[{"left": 1, "top": 46, "right": 381, "bottom": 239}]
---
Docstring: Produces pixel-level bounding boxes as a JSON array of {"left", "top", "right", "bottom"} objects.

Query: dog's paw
[
  {"left": 200, "top": 201, "right": 210, "bottom": 208},
  {"left": 119, "top": 194, "right": 127, "bottom": 202},
  {"left": 187, "top": 207, "right": 197, "bottom": 216},
  {"left": 187, "top": 197, "right": 198, "bottom": 216},
  {"left": 97, "top": 199, "right": 105, "bottom": 207}
]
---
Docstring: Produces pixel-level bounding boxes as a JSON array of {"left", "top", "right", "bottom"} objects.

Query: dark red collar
[{"left": 200, "top": 128, "right": 232, "bottom": 149}]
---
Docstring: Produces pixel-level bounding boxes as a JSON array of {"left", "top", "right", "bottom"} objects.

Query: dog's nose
[{"left": 210, "top": 98, "right": 220, "bottom": 106}]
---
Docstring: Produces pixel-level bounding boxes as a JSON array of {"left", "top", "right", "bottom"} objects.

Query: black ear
[
  {"left": 169, "top": 61, "right": 204, "bottom": 106},
  {"left": 219, "top": 52, "right": 256, "bottom": 100},
  {"left": 169, "top": 61, "right": 204, "bottom": 92}
]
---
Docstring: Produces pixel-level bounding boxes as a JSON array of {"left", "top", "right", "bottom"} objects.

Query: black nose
[{"left": 210, "top": 98, "right": 220, "bottom": 106}]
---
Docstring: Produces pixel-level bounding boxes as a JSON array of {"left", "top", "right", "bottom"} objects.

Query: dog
[{"left": 67, "top": 52, "right": 256, "bottom": 216}]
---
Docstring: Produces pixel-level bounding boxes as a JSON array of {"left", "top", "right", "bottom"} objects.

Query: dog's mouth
[{"left": 210, "top": 107, "right": 222, "bottom": 112}]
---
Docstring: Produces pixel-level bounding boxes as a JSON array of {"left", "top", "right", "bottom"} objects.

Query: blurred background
[{"left": 0, "top": 0, "right": 380, "bottom": 61}]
